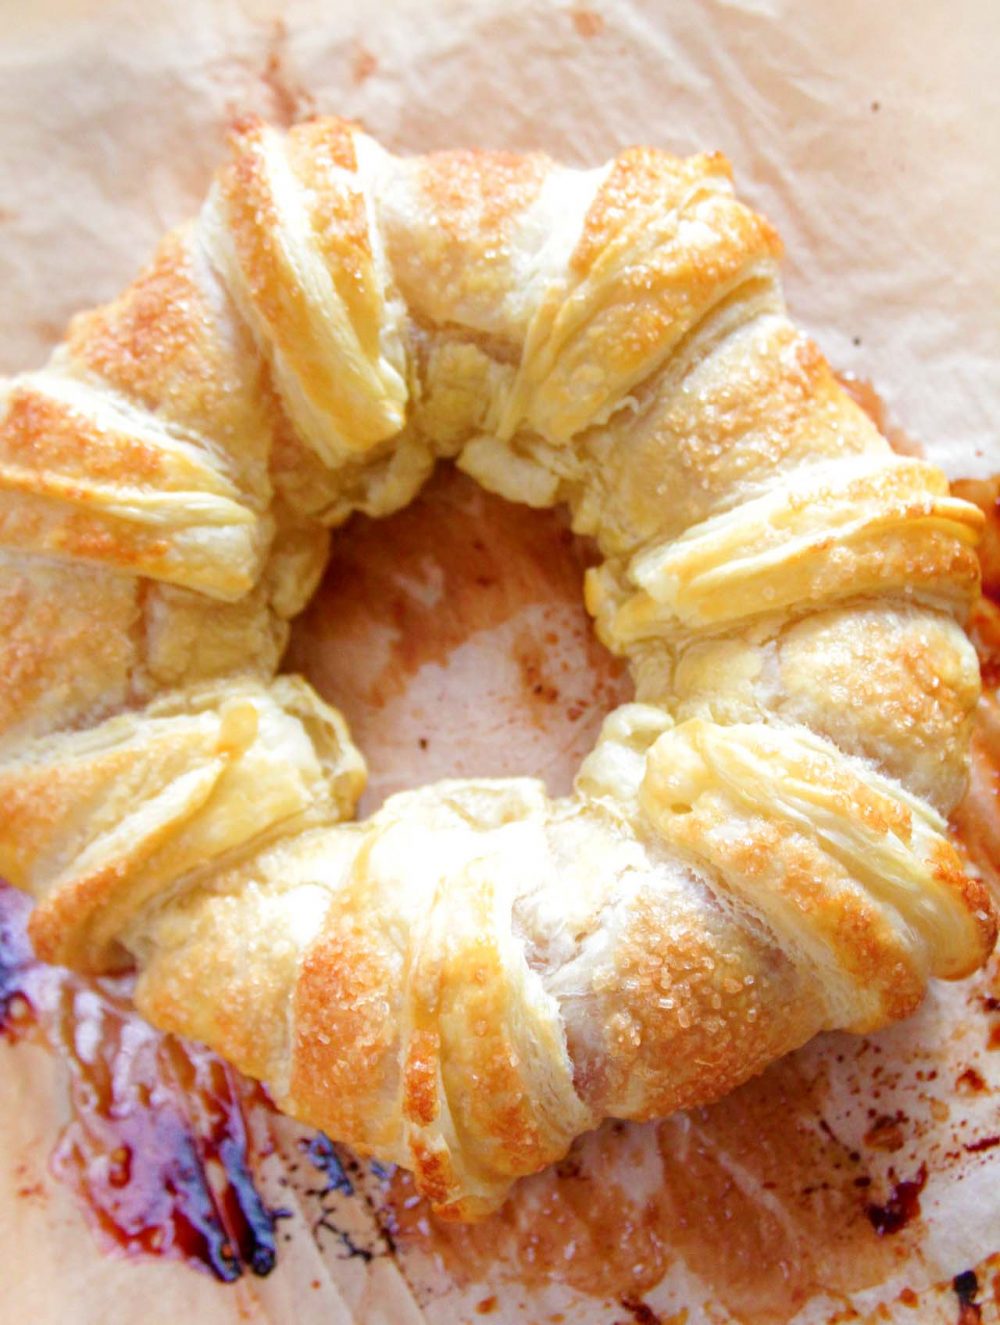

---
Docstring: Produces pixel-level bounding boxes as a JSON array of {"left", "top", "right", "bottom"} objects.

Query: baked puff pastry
[{"left": 0, "top": 118, "right": 994, "bottom": 1220}]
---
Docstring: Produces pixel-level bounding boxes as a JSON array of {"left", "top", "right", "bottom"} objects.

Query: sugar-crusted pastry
[{"left": 0, "top": 119, "right": 994, "bottom": 1219}]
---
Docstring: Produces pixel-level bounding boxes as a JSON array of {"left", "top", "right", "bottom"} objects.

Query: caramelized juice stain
[{"left": 0, "top": 883, "right": 277, "bottom": 1282}]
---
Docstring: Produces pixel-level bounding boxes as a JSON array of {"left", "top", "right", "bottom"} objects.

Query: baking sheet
[{"left": 2, "top": 1, "right": 1000, "bottom": 1321}]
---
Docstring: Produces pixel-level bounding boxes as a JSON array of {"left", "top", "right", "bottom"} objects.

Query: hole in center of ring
[{"left": 284, "top": 463, "right": 634, "bottom": 816}]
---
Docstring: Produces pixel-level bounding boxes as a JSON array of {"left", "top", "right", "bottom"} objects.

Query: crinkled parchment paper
[{"left": 2, "top": 2, "right": 1000, "bottom": 1322}]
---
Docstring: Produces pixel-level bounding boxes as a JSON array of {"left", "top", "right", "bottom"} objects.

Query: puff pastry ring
[{"left": 0, "top": 120, "right": 993, "bottom": 1218}]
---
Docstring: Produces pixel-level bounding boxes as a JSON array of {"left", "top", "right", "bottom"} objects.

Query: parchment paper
[{"left": 2, "top": 2, "right": 1000, "bottom": 1322}]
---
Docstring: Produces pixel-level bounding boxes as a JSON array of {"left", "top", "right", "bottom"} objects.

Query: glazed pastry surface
[{"left": 0, "top": 118, "right": 993, "bottom": 1218}]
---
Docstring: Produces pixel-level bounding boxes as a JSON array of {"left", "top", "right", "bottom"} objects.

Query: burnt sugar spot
[
  {"left": 864, "top": 1165, "right": 927, "bottom": 1236},
  {"left": 956, "top": 1067, "right": 988, "bottom": 1095},
  {"left": 963, "top": 1135, "right": 1000, "bottom": 1155},
  {"left": 953, "top": 1269, "right": 983, "bottom": 1324},
  {"left": 618, "top": 1297, "right": 662, "bottom": 1323}
]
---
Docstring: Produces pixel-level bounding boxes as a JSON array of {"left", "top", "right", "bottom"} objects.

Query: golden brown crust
[
  {"left": 289, "top": 877, "right": 401, "bottom": 1148},
  {"left": 219, "top": 124, "right": 337, "bottom": 416},
  {"left": 539, "top": 148, "right": 783, "bottom": 442},
  {"left": 772, "top": 607, "right": 981, "bottom": 811},
  {"left": 402, "top": 1027, "right": 441, "bottom": 1128},
  {"left": 0, "top": 120, "right": 993, "bottom": 1222},
  {"left": 384, "top": 148, "right": 549, "bottom": 333},
  {"left": 594, "top": 886, "right": 817, "bottom": 1120},
  {"left": 0, "top": 556, "right": 140, "bottom": 746},
  {"left": 65, "top": 226, "right": 271, "bottom": 496},
  {"left": 211, "top": 117, "right": 408, "bottom": 462},
  {"left": 433, "top": 871, "right": 574, "bottom": 1184}
]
